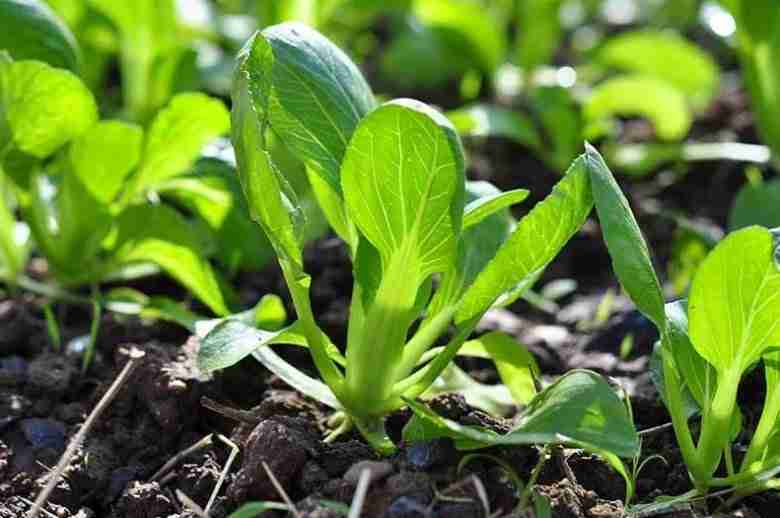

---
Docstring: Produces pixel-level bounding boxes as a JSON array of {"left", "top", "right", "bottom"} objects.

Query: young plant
[
  {"left": 197, "top": 23, "right": 640, "bottom": 462},
  {"left": 591, "top": 141, "right": 780, "bottom": 497}
]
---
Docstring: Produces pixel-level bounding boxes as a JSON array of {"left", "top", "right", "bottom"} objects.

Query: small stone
[
  {"left": 19, "top": 418, "right": 66, "bottom": 451},
  {"left": 405, "top": 440, "right": 452, "bottom": 471},
  {"left": 384, "top": 496, "right": 428, "bottom": 518},
  {"left": 344, "top": 460, "right": 393, "bottom": 485}
]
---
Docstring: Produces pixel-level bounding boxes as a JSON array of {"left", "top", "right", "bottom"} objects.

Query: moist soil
[{"left": 1, "top": 73, "right": 778, "bottom": 518}]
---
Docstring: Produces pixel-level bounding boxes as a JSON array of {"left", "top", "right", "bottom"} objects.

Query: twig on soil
[
  {"left": 348, "top": 468, "right": 372, "bottom": 518},
  {"left": 206, "top": 434, "right": 239, "bottom": 515},
  {"left": 554, "top": 446, "right": 578, "bottom": 486},
  {"left": 201, "top": 396, "right": 261, "bottom": 425},
  {"left": 177, "top": 490, "right": 210, "bottom": 518},
  {"left": 151, "top": 434, "right": 214, "bottom": 482},
  {"left": 262, "top": 461, "right": 301, "bottom": 518},
  {"left": 28, "top": 346, "right": 146, "bottom": 518},
  {"left": 470, "top": 475, "right": 491, "bottom": 517},
  {"left": 638, "top": 422, "right": 674, "bottom": 437}
]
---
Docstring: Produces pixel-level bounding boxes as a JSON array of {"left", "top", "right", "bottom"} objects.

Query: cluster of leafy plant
[
  {"left": 196, "top": 22, "right": 653, "bottom": 487},
  {"left": 0, "top": 0, "right": 325, "bottom": 352}
]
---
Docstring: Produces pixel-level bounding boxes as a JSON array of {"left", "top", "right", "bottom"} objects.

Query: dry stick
[
  {"left": 151, "top": 434, "right": 214, "bottom": 482},
  {"left": 348, "top": 468, "right": 372, "bottom": 518},
  {"left": 262, "top": 461, "right": 301, "bottom": 518},
  {"left": 201, "top": 396, "right": 261, "bottom": 425},
  {"left": 470, "top": 475, "right": 491, "bottom": 517},
  {"left": 205, "top": 434, "right": 239, "bottom": 514},
  {"left": 28, "top": 347, "right": 146, "bottom": 518}
]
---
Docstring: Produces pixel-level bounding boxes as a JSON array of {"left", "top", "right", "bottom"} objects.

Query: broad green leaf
[
  {"left": 462, "top": 187, "right": 528, "bottom": 230},
  {"left": 243, "top": 22, "right": 376, "bottom": 194},
  {"left": 461, "top": 331, "right": 539, "bottom": 405},
  {"left": 0, "top": 60, "right": 97, "bottom": 158},
  {"left": 457, "top": 154, "right": 593, "bottom": 323},
  {"left": 404, "top": 370, "right": 639, "bottom": 458},
  {"left": 108, "top": 204, "right": 229, "bottom": 316},
  {"left": 128, "top": 93, "right": 229, "bottom": 197},
  {"left": 516, "top": 0, "right": 563, "bottom": 70},
  {"left": 595, "top": 30, "right": 719, "bottom": 109},
  {"left": 688, "top": 226, "right": 780, "bottom": 373},
  {"left": 584, "top": 75, "right": 692, "bottom": 141},
  {"left": 341, "top": 99, "right": 465, "bottom": 279},
  {"left": 232, "top": 68, "right": 304, "bottom": 267},
  {"left": 447, "top": 105, "right": 542, "bottom": 152},
  {"left": 729, "top": 179, "right": 780, "bottom": 231},
  {"left": 0, "top": 0, "right": 79, "bottom": 71},
  {"left": 198, "top": 318, "right": 309, "bottom": 373},
  {"left": 70, "top": 120, "right": 143, "bottom": 204},
  {"left": 585, "top": 144, "right": 666, "bottom": 330}
]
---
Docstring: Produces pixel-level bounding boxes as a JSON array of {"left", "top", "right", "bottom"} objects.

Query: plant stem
[
  {"left": 518, "top": 446, "right": 551, "bottom": 511},
  {"left": 17, "top": 276, "right": 94, "bottom": 305},
  {"left": 660, "top": 344, "right": 703, "bottom": 484},
  {"left": 278, "top": 261, "right": 345, "bottom": 397},
  {"left": 393, "top": 317, "right": 479, "bottom": 399},
  {"left": 740, "top": 378, "right": 780, "bottom": 472},
  {"left": 695, "top": 367, "right": 742, "bottom": 485},
  {"left": 394, "top": 305, "right": 456, "bottom": 381}
]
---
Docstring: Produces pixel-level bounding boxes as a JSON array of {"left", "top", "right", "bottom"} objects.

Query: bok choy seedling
[{"left": 198, "top": 23, "right": 640, "bottom": 461}]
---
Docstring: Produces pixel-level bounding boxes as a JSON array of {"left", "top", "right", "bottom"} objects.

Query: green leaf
[
  {"left": 595, "top": 30, "right": 719, "bottom": 109},
  {"left": 404, "top": 370, "right": 639, "bottom": 458},
  {"left": 243, "top": 22, "right": 376, "bottom": 195},
  {"left": 529, "top": 86, "right": 583, "bottom": 172},
  {"left": 232, "top": 72, "right": 304, "bottom": 267},
  {"left": 157, "top": 160, "right": 276, "bottom": 274},
  {"left": 688, "top": 226, "right": 780, "bottom": 373},
  {"left": 0, "top": 172, "right": 28, "bottom": 282},
  {"left": 584, "top": 75, "right": 692, "bottom": 141},
  {"left": 104, "top": 287, "right": 203, "bottom": 331},
  {"left": 585, "top": 144, "right": 666, "bottom": 330},
  {"left": 413, "top": 0, "right": 505, "bottom": 74},
  {"left": 462, "top": 187, "right": 528, "bottom": 230},
  {"left": 0, "top": 60, "right": 97, "bottom": 158},
  {"left": 70, "top": 120, "right": 143, "bottom": 204},
  {"left": 456, "top": 154, "right": 593, "bottom": 323},
  {"left": 342, "top": 99, "right": 465, "bottom": 280},
  {"left": 0, "top": 0, "right": 79, "bottom": 71},
  {"left": 447, "top": 104, "right": 542, "bottom": 152},
  {"left": 423, "top": 363, "right": 516, "bottom": 416},
  {"left": 729, "top": 179, "right": 780, "bottom": 231},
  {"left": 108, "top": 204, "right": 229, "bottom": 316},
  {"left": 229, "top": 502, "right": 290, "bottom": 518},
  {"left": 127, "top": 93, "right": 229, "bottom": 197},
  {"left": 461, "top": 331, "right": 539, "bottom": 405},
  {"left": 728, "top": 1, "right": 780, "bottom": 157},
  {"left": 198, "top": 318, "right": 309, "bottom": 373},
  {"left": 516, "top": 0, "right": 563, "bottom": 70}
]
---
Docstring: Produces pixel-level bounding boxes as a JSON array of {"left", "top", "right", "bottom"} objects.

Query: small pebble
[
  {"left": 385, "top": 496, "right": 428, "bottom": 518},
  {"left": 19, "top": 418, "right": 66, "bottom": 451}
]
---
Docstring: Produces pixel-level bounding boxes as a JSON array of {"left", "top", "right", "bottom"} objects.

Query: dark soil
[{"left": 2, "top": 80, "right": 778, "bottom": 518}]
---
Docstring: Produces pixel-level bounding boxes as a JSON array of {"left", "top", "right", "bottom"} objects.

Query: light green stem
[
  {"left": 694, "top": 367, "right": 742, "bottom": 485},
  {"left": 393, "top": 306, "right": 456, "bottom": 382},
  {"left": 740, "top": 382, "right": 780, "bottom": 472}
]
